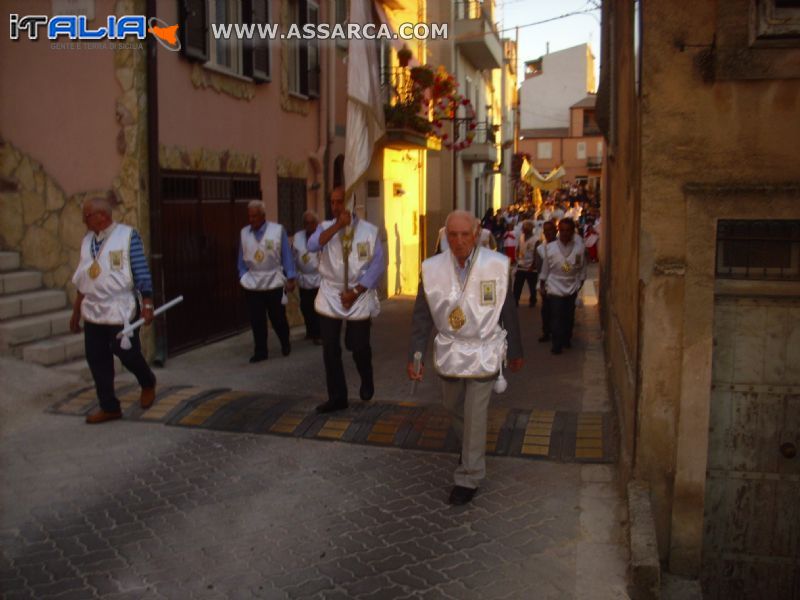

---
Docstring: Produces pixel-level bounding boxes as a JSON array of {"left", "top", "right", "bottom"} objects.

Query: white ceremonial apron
[
  {"left": 240, "top": 222, "right": 286, "bottom": 291},
  {"left": 293, "top": 230, "right": 321, "bottom": 290},
  {"left": 543, "top": 238, "right": 584, "bottom": 296},
  {"left": 315, "top": 219, "right": 380, "bottom": 321},
  {"left": 72, "top": 223, "right": 137, "bottom": 325},
  {"left": 421, "top": 247, "right": 509, "bottom": 378}
]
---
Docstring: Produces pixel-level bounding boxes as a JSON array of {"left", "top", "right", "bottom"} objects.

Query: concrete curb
[{"left": 628, "top": 480, "right": 661, "bottom": 599}]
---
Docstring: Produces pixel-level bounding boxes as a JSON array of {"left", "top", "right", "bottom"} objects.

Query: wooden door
[
  {"left": 703, "top": 295, "right": 800, "bottom": 599},
  {"left": 161, "top": 171, "right": 258, "bottom": 354}
]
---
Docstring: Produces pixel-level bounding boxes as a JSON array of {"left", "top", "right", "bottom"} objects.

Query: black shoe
[
  {"left": 360, "top": 381, "right": 374, "bottom": 402},
  {"left": 316, "top": 401, "right": 348, "bottom": 414},
  {"left": 448, "top": 485, "right": 477, "bottom": 506},
  {"left": 538, "top": 335, "right": 550, "bottom": 343},
  {"left": 281, "top": 342, "right": 291, "bottom": 357},
  {"left": 551, "top": 347, "right": 562, "bottom": 355},
  {"left": 249, "top": 354, "right": 268, "bottom": 363}
]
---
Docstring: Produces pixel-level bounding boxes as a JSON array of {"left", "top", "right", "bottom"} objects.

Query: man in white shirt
[
  {"left": 513, "top": 221, "right": 538, "bottom": 307},
  {"left": 535, "top": 220, "right": 558, "bottom": 344},
  {"left": 538, "top": 218, "right": 586, "bottom": 354}
]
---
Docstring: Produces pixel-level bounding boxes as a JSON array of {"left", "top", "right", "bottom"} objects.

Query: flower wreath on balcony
[{"left": 429, "top": 67, "right": 477, "bottom": 151}]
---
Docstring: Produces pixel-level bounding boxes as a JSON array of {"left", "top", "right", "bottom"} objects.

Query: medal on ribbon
[
  {"left": 254, "top": 249, "right": 265, "bottom": 263},
  {"left": 88, "top": 260, "right": 102, "bottom": 279},
  {"left": 448, "top": 306, "right": 466, "bottom": 330},
  {"left": 562, "top": 262, "right": 572, "bottom": 273}
]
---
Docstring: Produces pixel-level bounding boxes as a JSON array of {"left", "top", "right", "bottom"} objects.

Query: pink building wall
[
  {"left": 0, "top": 0, "right": 123, "bottom": 196},
  {"left": 155, "top": 3, "right": 323, "bottom": 223}
]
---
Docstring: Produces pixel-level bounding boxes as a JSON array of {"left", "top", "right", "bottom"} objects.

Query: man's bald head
[{"left": 445, "top": 210, "right": 477, "bottom": 265}]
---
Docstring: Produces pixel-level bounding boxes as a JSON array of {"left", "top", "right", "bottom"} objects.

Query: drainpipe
[{"left": 145, "top": 0, "right": 166, "bottom": 365}]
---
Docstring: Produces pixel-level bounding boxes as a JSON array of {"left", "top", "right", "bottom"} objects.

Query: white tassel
[
  {"left": 119, "top": 306, "right": 133, "bottom": 350},
  {"left": 493, "top": 337, "right": 508, "bottom": 394},
  {"left": 493, "top": 363, "right": 508, "bottom": 394},
  {"left": 281, "top": 290, "right": 288, "bottom": 305}
]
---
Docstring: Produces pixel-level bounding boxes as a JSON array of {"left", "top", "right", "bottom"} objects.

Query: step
[
  {"left": 0, "top": 289, "right": 67, "bottom": 321},
  {"left": 0, "top": 252, "right": 21, "bottom": 273},
  {"left": 0, "top": 309, "right": 73, "bottom": 352},
  {"left": 0, "top": 270, "right": 42, "bottom": 295},
  {"left": 56, "top": 356, "right": 124, "bottom": 381},
  {"left": 22, "top": 333, "right": 85, "bottom": 366}
]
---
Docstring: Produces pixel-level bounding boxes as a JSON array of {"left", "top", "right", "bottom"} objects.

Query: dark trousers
[
  {"left": 513, "top": 270, "right": 538, "bottom": 306},
  {"left": 547, "top": 293, "right": 578, "bottom": 351},
  {"left": 540, "top": 291, "right": 552, "bottom": 337},
  {"left": 84, "top": 320, "right": 156, "bottom": 413},
  {"left": 299, "top": 287, "right": 321, "bottom": 339},
  {"left": 245, "top": 288, "right": 290, "bottom": 357},
  {"left": 319, "top": 314, "right": 372, "bottom": 405}
]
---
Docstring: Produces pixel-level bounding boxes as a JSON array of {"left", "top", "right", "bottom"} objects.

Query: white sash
[
  {"left": 240, "top": 222, "right": 286, "bottom": 291},
  {"left": 72, "top": 223, "right": 137, "bottom": 325},
  {"left": 421, "top": 248, "right": 509, "bottom": 378},
  {"left": 315, "top": 219, "right": 380, "bottom": 320}
]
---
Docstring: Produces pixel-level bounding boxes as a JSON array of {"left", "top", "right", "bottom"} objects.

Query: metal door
[
  {"left": 703, "top": 295, "right": 800, "bottom": 599},
  {"left": 160, "top": 171, "right": 257, "bottom": 354}
]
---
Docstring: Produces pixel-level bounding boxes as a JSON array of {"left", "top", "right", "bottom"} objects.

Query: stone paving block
[{"left": 30, "top": 576, "right": 86, "bottom": 597}]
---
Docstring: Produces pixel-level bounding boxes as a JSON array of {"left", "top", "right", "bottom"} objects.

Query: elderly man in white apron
[
  {"left": 407, "top": 210, "right": 524, "bottom": 506},
  {"left": 307, "top": 187, "right": 386, "bottom": 414},
  {"left": 237, "top": 200, "right": 296, "bottom": 362},
  {"left": 69, "top": 197, "right": 157, "bottom": 424},
  {"left": 292, "top": 210, "right": 322, "bottom": 344}
]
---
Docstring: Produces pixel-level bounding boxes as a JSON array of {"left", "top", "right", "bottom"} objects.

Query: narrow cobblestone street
[{"left": 1, "top": 272, "right": 630, "bottom": 599}]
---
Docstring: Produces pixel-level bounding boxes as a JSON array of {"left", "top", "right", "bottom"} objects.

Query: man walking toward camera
[
  {"left": 407, "top": 210, "right": 523, "bottom": 506},
  {"left": 308, "top": 187, "right": 386, "bottom": 413},
  {"left": 70, "top": 197, "right": 157, "bottom": 424}
]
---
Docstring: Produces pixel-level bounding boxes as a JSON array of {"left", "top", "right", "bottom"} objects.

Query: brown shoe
[
  {"left": 85, "top": 408, "right": 122, "bottom": 424},
  {"left": 140, "top": 386, "right": 156, "bottom": 409}
]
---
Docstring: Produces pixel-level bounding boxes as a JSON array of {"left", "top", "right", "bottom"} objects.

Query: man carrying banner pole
[{"left": 306, "top": 0, "right": 386, "bottom": 414}]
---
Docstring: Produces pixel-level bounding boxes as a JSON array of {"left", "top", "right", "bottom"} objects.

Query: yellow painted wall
[{"left": 383, "top": 148, "right": 425, "bottom": 296}]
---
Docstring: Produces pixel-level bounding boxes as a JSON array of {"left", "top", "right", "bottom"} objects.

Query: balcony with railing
[
  {"left": 381, "top": 66, "right": 441, "bottom": 151},
  {"left": 454, "top": 0, "right": 503, "bottom": 70},
  {"left": 587, "top": 156, "right": 603, "bottom": 170},
  {"left": 459, "top": 121, "right": 499, "bottom": 163}
]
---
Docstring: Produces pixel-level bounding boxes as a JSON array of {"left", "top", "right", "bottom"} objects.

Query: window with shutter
[
  {"left": 287, "top": 0, "right": 318, "bottom": 98},
  {"left": 207, "top": 0, "right": 244, "bottom": 75},
  {"left": 180, "top": 0, "right": 209, "bottom": 62},
  {"left": 307, "top": 0, "right": 320, "bottom": 97},
  {"left": 243, "top": 0, "right": 270, "bottom": 82}
]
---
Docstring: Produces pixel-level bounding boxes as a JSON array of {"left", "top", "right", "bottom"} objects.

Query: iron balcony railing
[
  {"left": 455, "top": 0, "right": 493, "bottom": 22},
  {"left": 453, "top": 119, "right": 497, "bottom": 145}
]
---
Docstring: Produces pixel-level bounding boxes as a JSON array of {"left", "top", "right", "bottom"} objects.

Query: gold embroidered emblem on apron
[
  {"left": 357, "top": 241, "right": 370, "bottom": 261},
  {"left": 480, "top": 280, "right": 496, "bottom": 305},
  {"left": 109, "top": 250, "right": 123, "bottom": 271}
]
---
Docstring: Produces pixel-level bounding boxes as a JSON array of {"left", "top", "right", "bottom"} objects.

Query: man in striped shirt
[{"left": 70, "top": 197, "right": 157, "bottom": 424}]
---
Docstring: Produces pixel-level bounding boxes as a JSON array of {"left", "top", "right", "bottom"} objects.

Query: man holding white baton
[
  {"left": 407, "top": 211, "right": 523, "bottom": 505},
  {"left": 69, "top": 197, "right": 157, "bottom": 424}
]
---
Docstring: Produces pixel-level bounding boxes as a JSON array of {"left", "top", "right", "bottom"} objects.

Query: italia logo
[{"left": 9, "top": 14, "right": 181, "bottom": 51}]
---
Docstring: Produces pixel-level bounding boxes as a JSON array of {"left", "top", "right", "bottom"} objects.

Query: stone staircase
[{"left": 0, "top": 250, "right": 85, "bottom": 368}]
